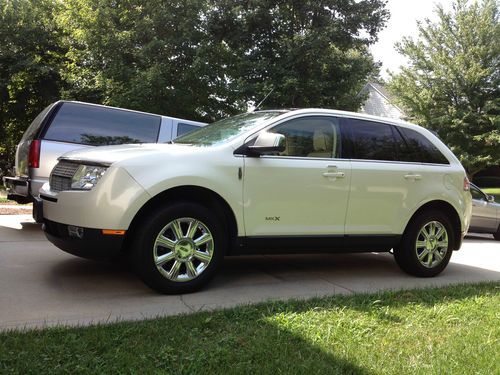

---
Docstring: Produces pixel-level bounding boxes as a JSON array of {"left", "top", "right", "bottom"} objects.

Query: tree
[
  {"left": 60, "top": 0, "right": 388, "bottom": 120},
  {"left": 207, "top": 0, "right": 388, "bottom": 110},
  {"left": 0, "top": 0, "right": 66, "bottom": 177},
  {"left": 0, "top": 0, "right": 388, "bottom": 178},
  {"left": 389, "top": 0, "right": 500, "bottom": 176},
  {"left": 59, "top": 0, "right": 247, "bottom": 122}
]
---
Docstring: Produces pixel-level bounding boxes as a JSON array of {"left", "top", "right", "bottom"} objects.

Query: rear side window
[
  {"left": 470, "top": 186, "right": 486, "bottom": 201},
  {"left": 176, "top": 123, "right": 200, "bottom": 137},
  {"left": 21, "top": 103, "right": 54, "bottom": 142},
  {"left": 397, "top": 127, "right": 449, "bottom": 164},
  {"left": 43, "top": 103, "right": 161, "bottom": 146},
  {"left": 346, "top": 118, "right": 400, "bottom": 161}
]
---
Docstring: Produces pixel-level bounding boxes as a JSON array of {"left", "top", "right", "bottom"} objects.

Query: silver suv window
[{"left": 43, "top": 102, "right": 161, "bottom": 146}]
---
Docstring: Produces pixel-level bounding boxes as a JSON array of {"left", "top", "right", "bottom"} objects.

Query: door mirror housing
[
  {"left": 487, "top": 195, "right": 496, "bottom": 203},
  {"left": 246, "top": 132, "right": 286, "bottom": 156}
]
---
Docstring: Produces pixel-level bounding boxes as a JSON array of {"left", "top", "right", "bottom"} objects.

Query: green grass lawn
[{"left": 1, "top": 283, "right": 499, "bottom": 374}]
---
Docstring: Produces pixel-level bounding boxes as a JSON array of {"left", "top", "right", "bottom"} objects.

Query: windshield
[{"left": 173, "top": 111, "right": 284, "bottom": 146}]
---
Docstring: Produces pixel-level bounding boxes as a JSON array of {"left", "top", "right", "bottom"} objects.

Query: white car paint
[{"left": 41, "top": 108, "right": 472, "bottom": 240}]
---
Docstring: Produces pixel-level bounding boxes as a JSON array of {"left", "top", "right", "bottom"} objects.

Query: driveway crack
[{"left": 179, "top": 295, "right": 195, "bottom": 312}]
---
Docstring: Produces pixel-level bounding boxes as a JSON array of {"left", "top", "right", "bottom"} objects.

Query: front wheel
[
  {"left": 131, "top": 202, "right": 226, "bottom": 294},
  {"left": 394, "top": 210, "right": 454, "bottom": 277}
]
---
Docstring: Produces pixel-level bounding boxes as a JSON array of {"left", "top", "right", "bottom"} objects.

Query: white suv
[{"left": 39, "top": 109, "right": 472, "bottom": 294}]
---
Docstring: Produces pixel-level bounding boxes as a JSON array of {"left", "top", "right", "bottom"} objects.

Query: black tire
[
  {"left": 494, "top": 225, "right": 500, "bottom": 241},
  {"left": 130, "top": 202, "right": 227, "bottom": 294},
  {"left": 394, "top": 210, "right": 454, "bottom": 277}
]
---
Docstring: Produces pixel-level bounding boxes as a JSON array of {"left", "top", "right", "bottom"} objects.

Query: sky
[{"left": 370, "top": 0, "right": 456, "bottom": 79}]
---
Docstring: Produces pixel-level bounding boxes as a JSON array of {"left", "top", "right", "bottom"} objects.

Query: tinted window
[
  {"left": 270, "top": 117, "right": 341, "bottom": 158},
  {"left": 347, "top": 119, "right": 400, "bottom": 161},
  {"left": 176, "top": 123, "right": 200, "bottom": 137},
  {"left": 398, "top": 127, "right": 449, "bottom": 164},
  {"left": 470, "top": 186, "right": 486, "bottom": 201},
  {"left": 21, "top": 103, "right": 54, "bottom": 142},
  {"left": 43, "top": 103, "right": 161, "bottom": 146}
]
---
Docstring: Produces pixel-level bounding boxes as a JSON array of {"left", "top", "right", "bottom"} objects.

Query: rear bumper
[
  {"left": 43, "top": 219, "right": 124, "bottom": 260},
  {"left": 2, "top": 176, "right": 45, "bottom": 204},
  {"left": 2, "top": 176, "right": 31, "bottom": 203}
]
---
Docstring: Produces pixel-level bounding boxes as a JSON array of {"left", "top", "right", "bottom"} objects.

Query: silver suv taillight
[{"left": 463, "top": 176, "right": 470, "bottom": 191}]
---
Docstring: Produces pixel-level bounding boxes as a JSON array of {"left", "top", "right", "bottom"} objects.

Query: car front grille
[{"left": 50, "top": 161, "right": 80, "bottom": 192}]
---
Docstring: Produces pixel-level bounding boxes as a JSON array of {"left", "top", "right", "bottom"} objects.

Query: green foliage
[
  {"left": 389, "top": 0, "right": 500, "bottom": 176},
  {"left": 60, "top": 0, "right": 387, "bottom": 120},
  {"left": 0, "top": 0, "right": 66, "bottom": 176},
  {"left": 208, "top": 0, "right": 388, "bottom": 110},
  {"left": 1, "top": 0, "right": 388, "bottom": 177},
  {"left": 58, "top": 0, "right": 247, "bottom": 122}
]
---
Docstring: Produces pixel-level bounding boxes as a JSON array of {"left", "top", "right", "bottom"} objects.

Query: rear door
[
  {"left": 343, "top": 118, "right": 447, "bottom": 235},
  {"left": 470, "top": 186, "right": 498, "bottom": 231}
]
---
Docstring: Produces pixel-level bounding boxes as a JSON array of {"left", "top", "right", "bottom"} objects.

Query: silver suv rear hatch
[{"left": 15, "top": 103, "right": 56, "bottom": 177}]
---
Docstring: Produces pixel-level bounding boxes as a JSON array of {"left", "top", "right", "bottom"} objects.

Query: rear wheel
[
  {"left": 394, "top": 210, "right": 454, "bottom": 277},
  {"left": 131, "top": 202, "right": 226, "bottom": 294}
]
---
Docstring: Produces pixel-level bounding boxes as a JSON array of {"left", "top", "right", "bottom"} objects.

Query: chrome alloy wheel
[
  {"left": 153, "top": 217, "right": 214, "bottom": 282},
  {"left": 415, "top": 220, "right": 449, "bottom": 268}
]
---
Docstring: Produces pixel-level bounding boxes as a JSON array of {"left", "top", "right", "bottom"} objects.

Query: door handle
[
  {"left": 323, "top": 172, "right": 345, "bottom": 178},
  {"left": 404, "top": 174, "right": 422, "bottom": 180}
]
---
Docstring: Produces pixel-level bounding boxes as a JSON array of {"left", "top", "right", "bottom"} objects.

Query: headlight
[{"left": 71, "top": 165, "right": 107, "bottom": 190}]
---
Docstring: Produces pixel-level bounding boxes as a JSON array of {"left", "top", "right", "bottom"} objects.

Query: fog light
[{"left": 68, "top": 225, "right": 84, "bottom": 239}]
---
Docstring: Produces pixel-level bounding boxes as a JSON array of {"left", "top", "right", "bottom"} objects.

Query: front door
[{"left": 242, "top": 116, "right": 351, "bottom": 237}]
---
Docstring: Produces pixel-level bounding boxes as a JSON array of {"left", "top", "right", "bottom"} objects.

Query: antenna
[{"left": 254, "top": 88, "right": 274, "bottom": 111}]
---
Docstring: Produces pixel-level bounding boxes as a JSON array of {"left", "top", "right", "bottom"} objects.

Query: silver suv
[{"left": 3, "top": 101, "right": 205, "bottom": 211}]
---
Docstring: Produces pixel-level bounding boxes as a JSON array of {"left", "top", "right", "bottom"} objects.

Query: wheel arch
[
  {"left": 124, "top": 185, "right": 239, "bottom": 254},
  {"left": 404, "top": 200, "right": 462, "bottom": 250}
]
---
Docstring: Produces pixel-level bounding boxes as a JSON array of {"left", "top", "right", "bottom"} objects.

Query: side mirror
[
  {"left": 247, "top": 132, "right": 286, "bottom": 156},
  {"left": 487, "top": 195, "right": 496, "bottom": 203}
]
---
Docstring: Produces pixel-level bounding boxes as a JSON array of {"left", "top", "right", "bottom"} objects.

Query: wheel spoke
[
  {"left": 194, "top": 233, "right": 212, "bottom": 246},
  {"left": 418, "top": 248, "right": 429, "bottom": 260},
  {"left": 168, "top": 260, "right": 182, "bottom": 280},
  {"left": 194, "top": 250, "right": 211, "bottom": 263},
  {"left": 421, "top": 227, "right": 431, "bottom": 240},
  {"left": 428, "top": 222, "right": 436, "bottom": 236},
  {"left": 186, "top": 219, "right": 199, "bottom": 239},
  {"left": 426, "top": 252, "right": 434, "bottom": 267},
  {"left": 186, "top": 261, "right": 198, "bottom": 278},
  {"left": 156, "top": 235, "right": 176, "bottom": 249},
  {"left": 434, "top": 251, "right": 443, "bottom": 262},
  {"left": 437, "top": 240, "right": 448, "bottom": 249},
  {"left": 155, "top": 251, "right": 175, "bottom": 266},
  {"left": 416, "top": 240, "right": 426, "bottom": 249},
  {"left": 171, "top": 220, "right": 184, "bottom": 240},
  {"left": 435, "top": 226, "right": 445, "bottom": 240}
]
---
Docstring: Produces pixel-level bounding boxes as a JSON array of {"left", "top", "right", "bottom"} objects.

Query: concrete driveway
[{"left": 0, "top": 214, "right": 499, "bottom": 330}]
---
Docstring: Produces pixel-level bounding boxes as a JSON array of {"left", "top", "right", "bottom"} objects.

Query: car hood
[{"left": 59, "top": 143, "right": 202, "bottom": 165}]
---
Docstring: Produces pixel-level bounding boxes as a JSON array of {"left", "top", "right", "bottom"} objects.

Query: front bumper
[{"left": 43, "top": 219, "right": 124, "bottom": 260}]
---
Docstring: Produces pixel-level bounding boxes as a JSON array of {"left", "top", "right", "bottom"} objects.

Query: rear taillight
[
  {"left": 463, "top": 176, "right": 470, "bottom": 191},
  {"left": 28, "top": 139, "right": 41, "bottom": 168}
]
